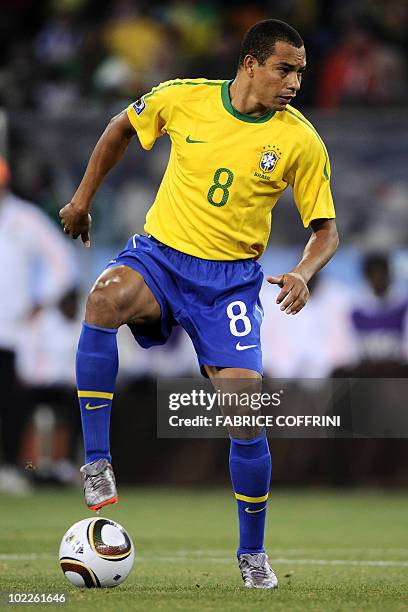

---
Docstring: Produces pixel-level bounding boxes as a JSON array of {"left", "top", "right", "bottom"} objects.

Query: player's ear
[{"left": 243, "top": 55, "right": 256, "bottom": 77}]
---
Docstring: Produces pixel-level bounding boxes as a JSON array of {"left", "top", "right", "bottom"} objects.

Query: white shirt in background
[
  {"left": 0, "top": 193, "right": 77, "bottom": 351},
  {"left": 261, "top": 278, "right": 357, "bottom": 379}
]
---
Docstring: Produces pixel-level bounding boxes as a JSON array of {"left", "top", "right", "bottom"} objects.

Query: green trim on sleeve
[{"left": 285, "top": 108, "right": 329, "bottom": 180}]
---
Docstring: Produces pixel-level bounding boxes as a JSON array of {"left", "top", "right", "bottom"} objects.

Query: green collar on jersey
[{"left": 221, "top": 80, "right": 276, "bottom": 123}]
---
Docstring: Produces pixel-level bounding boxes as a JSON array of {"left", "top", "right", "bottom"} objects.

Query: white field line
[
  {"left": 139, "top": 557, "right": 408, "bottom": 567},
  {"left": 275, "top": 559, "right": 408, "bottom": 567},
  {"left": 0, "top": 553, "right": 54, "bottom": 560},
  {"left": 1, "top": 553, "right": 408, "bottom": 567},
  {"left": 168, "top": 548, "right": 408, "bottom": 556}
]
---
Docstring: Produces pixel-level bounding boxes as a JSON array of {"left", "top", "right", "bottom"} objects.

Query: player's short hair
[{"left": 238, "top": 19, "right": 304, "bottom": 67}]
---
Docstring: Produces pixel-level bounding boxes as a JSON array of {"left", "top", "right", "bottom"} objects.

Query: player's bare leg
[
  {"left": 204, "top": 366, "right": 262, "bottom": 440},
  {"left": 205, "top": 366, "right": 278, "bottom": 589},
  {"left": 85, "top": 265, "right": 161, "bottom": 329},
  {"left": 79, "top": 265, "right": 161, "bottom": 512}
]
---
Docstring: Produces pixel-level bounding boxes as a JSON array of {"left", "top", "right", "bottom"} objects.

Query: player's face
[{"left": 251, "top": 41, "right": 306, "bottom": 111}]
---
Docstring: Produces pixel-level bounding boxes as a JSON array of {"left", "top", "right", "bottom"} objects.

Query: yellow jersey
[{"left": 127, "top": 78, "right": 335, "bottom": 260}]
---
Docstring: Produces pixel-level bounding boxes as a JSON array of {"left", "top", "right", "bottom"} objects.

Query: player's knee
[{"left": 85, "top": 282, "right": 123, "bottom": 328}]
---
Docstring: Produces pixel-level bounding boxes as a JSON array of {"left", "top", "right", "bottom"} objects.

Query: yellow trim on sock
[
  {"left": 235, "top": 492, "right": 269, "bottom": 503},
  {"left": 78, "top": 391, "right": 114, "bottom": 400}
]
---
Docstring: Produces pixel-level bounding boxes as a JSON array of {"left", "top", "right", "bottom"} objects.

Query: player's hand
[
  {"left": 59, "top": 202, "right": 92, "bottom": 247},
  {"left": 266, "top": 272, "right": 309, "bottom": 315}
]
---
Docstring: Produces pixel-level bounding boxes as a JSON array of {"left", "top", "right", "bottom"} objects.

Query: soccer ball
[{"left": 59, "top": 517, "right": 135, "bottom": 588}]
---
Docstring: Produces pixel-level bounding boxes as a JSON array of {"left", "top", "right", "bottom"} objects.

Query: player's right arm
[
  {"left": 59, "top": 111, "right": 136, "bottom": 246},
  {"left": 267, "top": 118, "right": 337, "bottom": 314}
]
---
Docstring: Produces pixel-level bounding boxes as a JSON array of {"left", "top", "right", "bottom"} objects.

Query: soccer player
[{"left": 59, "top": 19, "right": 339, "bottom": 588}]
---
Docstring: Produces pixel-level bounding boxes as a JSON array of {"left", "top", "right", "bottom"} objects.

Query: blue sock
[
  {"left": 229, "top": 433, "right": 271, "bottom": 557},
  {"left": 76, "top": 321, "right": 119, "bottom": 464}
]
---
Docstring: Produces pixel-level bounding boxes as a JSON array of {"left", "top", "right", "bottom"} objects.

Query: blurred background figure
[
  {"left": 0, "top": 156, "right": 77, "bottom": 494},
  {"left": 17, "top": 288, "right": 82, "bottom": 486},
  {"left": 262, "top": 274, "right": 356, "bottom": 379},
  {"left": 347, "top": 252, "right": 408, "bottom": 374}
]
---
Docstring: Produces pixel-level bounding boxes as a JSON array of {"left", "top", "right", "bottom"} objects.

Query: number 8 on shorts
[{"left": 227, "top": 301, "right": 252, "bottom": 337}]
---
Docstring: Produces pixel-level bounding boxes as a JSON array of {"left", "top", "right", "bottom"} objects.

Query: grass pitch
[{"left": 0, "top": 488, "right": 407, "bottom": 611}]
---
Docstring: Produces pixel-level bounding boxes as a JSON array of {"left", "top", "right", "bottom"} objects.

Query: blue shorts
[{"left": 106, "top": 235, "right": 264, "bottom": 375}]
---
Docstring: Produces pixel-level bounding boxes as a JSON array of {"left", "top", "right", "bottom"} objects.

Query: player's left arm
[
  {"left": 268, "top": 126, "right": 338, "bottom": 315},
  {"left": 267, "top": 218, "right": 339, "bottom": 315}
]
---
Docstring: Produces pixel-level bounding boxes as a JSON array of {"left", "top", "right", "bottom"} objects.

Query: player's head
[
  {"left": 362, "top": 252, "right": 390, "bottom": 297},
  {"left": 237, "top": 19, "right": 306, "bottom": 111}
]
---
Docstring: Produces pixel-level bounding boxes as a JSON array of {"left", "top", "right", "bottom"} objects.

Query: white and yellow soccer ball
[{"left": 59, "top": 518, "right": 135, "bottom": 588}]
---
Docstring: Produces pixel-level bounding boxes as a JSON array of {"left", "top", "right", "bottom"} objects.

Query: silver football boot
[
  {"left": 238, "top": 552, "right": 278, "bottom": 589},
  {"left": 80, "top": 459, "right": 118, "bottom": 512}
]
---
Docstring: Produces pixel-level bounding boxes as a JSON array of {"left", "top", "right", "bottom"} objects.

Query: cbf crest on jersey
[
  {"left": 132, "top": 97, "right": 146, "bottom": 115},
  {"left": 259, "top": 145, "right": 281, "bottom": 173}
]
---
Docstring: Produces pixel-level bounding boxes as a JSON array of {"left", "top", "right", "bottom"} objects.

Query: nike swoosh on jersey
[
  {"left": 245, "top": 506, "right": 267, "bottom": 514},
  {"left": 186, "top": 135, "right": 208, "bottom": 144},
  {"left": 235, "top": 342, "right": 258, "bottom": 351},
  {"left": 85, "top": 402, "right": 109, "bottom": 410}
]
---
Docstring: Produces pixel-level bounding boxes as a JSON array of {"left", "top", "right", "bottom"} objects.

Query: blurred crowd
[{"left": 0, "top": 0, "right": 407, "bottom": 114}]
